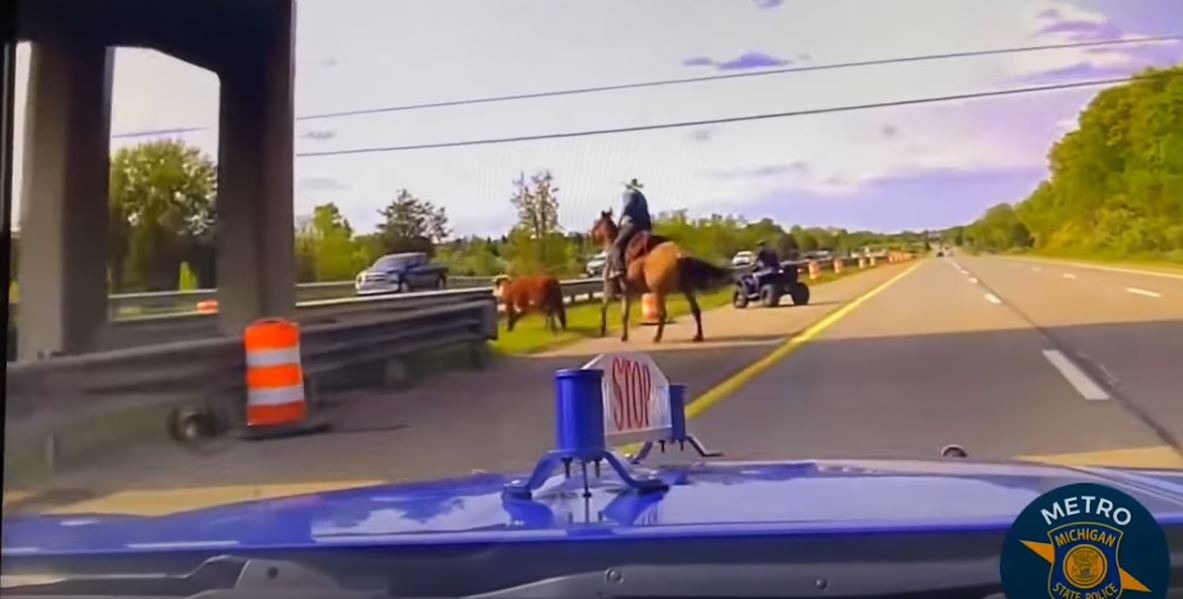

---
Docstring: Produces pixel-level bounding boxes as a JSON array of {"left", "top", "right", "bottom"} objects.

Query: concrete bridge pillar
[
  {"left": 16, "top": 38, "right": 113, "bottom": 360},
  {"left": 214, "top": 1, "right": 296, "bottom": 334}
]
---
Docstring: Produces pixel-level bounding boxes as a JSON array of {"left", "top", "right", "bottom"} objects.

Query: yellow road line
[
  {"left": 685, "top": 261, "right": 921, "bottom": 418},
  {"left": 617, "top": 261, "right": 922, "bottom": 454},
  {"left": 1019, "top": 446, "right": 1183, "bottom": 469}
]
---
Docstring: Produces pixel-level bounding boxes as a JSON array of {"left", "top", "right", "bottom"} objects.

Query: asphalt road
[
  {"left": 7, "top": 256, "right": 1183, "bottom": 515},
  {"left": 686, "top": 255, "right": 1183, "bottom": 467}
]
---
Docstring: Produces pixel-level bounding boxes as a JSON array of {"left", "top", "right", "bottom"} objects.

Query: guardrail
[{"left": 5, "top": 296, "right": 498, "bottom": 479}]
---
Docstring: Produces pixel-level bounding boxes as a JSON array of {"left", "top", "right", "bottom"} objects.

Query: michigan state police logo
[{"left": 1001, "top": 483, "right": 1168, "bottom": 598}]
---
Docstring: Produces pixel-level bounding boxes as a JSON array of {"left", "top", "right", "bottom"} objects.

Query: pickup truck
[{"left": 354, "top": 252, "right": 448, "bottom": 295}]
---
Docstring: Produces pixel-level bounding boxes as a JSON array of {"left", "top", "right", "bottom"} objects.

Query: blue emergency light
[{"left": 503, "top": 368, "right": 669, "bottom": 499}]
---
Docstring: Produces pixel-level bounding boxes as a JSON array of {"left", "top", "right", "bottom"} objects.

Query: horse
[
  {"left": 591, "top": 210, "right": 733, "bottom": 343},
  {"left": 493, "top": 274, "right": 568, "bottom": 333}
]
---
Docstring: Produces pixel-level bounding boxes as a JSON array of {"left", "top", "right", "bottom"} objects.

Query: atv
[{"left": 733, "top": 264, "right": 810, "bottom": 308}]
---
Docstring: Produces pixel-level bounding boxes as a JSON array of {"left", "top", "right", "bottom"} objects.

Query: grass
[
  {"left": 490, "top": 263, "right": 884, "bottom": 356},
  {"left": 490, "top": 287, "right": 735, "bottom": 356}
]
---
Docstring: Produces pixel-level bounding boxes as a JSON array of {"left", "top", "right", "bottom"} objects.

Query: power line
[
  {"left": 295, "top": 35, "right": 1183, "bottom": 120},
  {"left": 107, "top": 35, "right": 1182, "bottom": 139},
  {"left": 110, "top": 126, "right": 205, "bottom": 139},
  {"left": 295, "top": 73, "right": 1175, "bottom": 157}
]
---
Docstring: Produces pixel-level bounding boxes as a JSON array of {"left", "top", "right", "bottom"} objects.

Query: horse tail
[{"left": 677, "top": 257, "right": 733, "bottom": 291}]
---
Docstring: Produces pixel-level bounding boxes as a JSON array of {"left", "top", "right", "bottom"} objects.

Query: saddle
[{"left": 624, "top": 231, "right": 667, "bottom": 264}]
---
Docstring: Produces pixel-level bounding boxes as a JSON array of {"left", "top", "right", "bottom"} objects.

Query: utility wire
[
  {"left": 107, "top": 35, "right": 1182, "bottom": 139},
  {"left": 295, "top": 72, "right": 1177, "bottom": 157},
  {"left": 296, "top": 35, "right": 1183, "bottom": 120}
]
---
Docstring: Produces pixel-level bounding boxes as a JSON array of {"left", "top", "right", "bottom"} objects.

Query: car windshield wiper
[{"left": 2, "top": 555, "right": 378, "bottom": 599}]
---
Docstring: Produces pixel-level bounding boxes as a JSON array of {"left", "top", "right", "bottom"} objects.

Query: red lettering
[
  {"left": 610, "top": 359, "right": 626, "bottom": 430},
  {"left": 606, "top": 358, "right": 656, "bottom": 432},
  {"left": 640, "top": 365, "right": 651, "bottom": 427}
]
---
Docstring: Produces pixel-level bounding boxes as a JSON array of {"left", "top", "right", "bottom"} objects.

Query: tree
[
  {"left": 965, "top": 65, "right": 1183, "bottom": 260},
  {"left": 791, "top": 226, "right": 818, "bottom": 253},
  {"left": 108, "top": 140, "right": 217, "bottom": 291},
  {"left": 376, "top": 189, "right": 450, "bottom": 256},
  {"left": 507, "top": 171, "right": 566, "bottom": 273}
]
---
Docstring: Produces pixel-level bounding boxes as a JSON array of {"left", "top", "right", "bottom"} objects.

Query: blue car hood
[{"left": 6, "top": 459, "right": 1183, "bottom": 556}]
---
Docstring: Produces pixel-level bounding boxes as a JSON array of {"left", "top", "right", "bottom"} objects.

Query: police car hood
[{"left": 7, "top": 459, "right": 1183, "bottom": 555}]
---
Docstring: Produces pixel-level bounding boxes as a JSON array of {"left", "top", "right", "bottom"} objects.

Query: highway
[
  {"left": 688, "top": 255, "right": 1183, "bottom": 466},
  {"left": 6, "top": 256, "right": 1182, "bottom": 515}
]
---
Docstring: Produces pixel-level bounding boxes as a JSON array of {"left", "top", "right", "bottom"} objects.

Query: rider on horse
[{"left": 608, "top": 178, "right": 653, "bottom": 280}]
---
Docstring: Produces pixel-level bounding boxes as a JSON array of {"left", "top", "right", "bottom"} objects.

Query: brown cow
[{"left": 493, "top": 274, "right": 568, "bottom": 333}]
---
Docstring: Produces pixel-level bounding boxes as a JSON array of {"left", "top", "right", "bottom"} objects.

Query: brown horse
[
  {"left": 591, "top": 210, "right": 732, "bottom": 343},
  {"left": 494, "top": 274, "right": 568, "bottom": 333}
]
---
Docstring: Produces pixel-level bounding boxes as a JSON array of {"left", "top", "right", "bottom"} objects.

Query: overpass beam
[
  {"left": 214, "top": 1, "right": 296, "bottom": 334},
  {"left": 16, "top": 39, "right": 112, "bottom": 360}
]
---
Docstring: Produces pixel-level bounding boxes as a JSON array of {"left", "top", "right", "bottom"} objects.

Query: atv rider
[
  {"left": 740, "top": 239, "right": 782, "bottom": 294},
  {"left": 608, "top": 178, "right": 653, "bottom": 280},
  {"left": 754, "top": 239, "right": 781, "bottom": 274}
]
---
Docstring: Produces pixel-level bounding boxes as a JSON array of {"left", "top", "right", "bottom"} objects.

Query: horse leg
[
  {"left": 599, "top": 284, "right": 611, "bottom": 337},
  {"left": 620, "top": 293, "right": 631, "bottom": 342},
  {"left": 653, "top": 293, "right": 667, "bottom": 343},
  {"left": 686, "top": 290, "right": 704, "bottom": 342},
  {"left": 556, "top": 298, "right": 568, "bottom": 331}
]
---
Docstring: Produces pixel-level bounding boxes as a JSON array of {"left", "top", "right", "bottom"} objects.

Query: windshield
[
  {"left": 4, "top": 0, "right": 1183, "bottom": 582},
  {"left": 372, "top": 255, "right": 416, "bottom": 270}
]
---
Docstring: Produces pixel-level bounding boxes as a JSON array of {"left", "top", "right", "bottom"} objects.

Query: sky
[{"left": 9, "top": 0, "right": 1183, "bottom": 237}]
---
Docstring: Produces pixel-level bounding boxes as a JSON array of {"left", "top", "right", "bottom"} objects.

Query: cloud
[
  {"left": 301, "top": 128, "right": 337, "bottom": 141},
  {"left": 796, "top": 52, "right": 812, "bottom": 62},
  {"left": 1036, "top": 18, "right": 1121, "bottom": 41},
  {"left": 738, "top": 166, "right": 1047, "bottom": 232},
  {"left": 1037, "top": 8, "right": 1061, "bottom": 20},
  {"left": 716, "top": 51, "right": 791, "bottom": 71},
  {"left": 881, "top": 125, "right": 899, "bottom": 139},
  {"left": 298, "top": 175, "right": 349, "bottom": 191},
  {"left": 1017, "top": 61, "right": 1133, "bottom": 83},
  {"left": 320, "top": 57, "right": 339, "bottom": 68},
  {"left": 688, "top": 128, "right": 714, "bottom": 142},
  {"left": 701, "top": 160, "right": 810, "bottom": 180},
  {"left": 753, "top": 0, "right": 783, "bottom": 8},
  {"left": 682, "top": 51, "right": 792, "bottom": 71}
]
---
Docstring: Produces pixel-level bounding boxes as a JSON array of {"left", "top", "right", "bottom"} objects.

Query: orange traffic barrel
[
  {"left": 196, "top": 299, "right": 218, "bottom": 314},
  {"left": 243, "top": 318, "right": 313, "bottom": 434},
  {"left": 808, "top": 260, "right": 820, "bottom": 280},
  {"left": 639, "top": 293, "right": 669, "bottom": 326}
]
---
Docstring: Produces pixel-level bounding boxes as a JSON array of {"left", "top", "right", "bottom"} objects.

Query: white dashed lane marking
[
  {"left": 1126, "top": 287, "right": 1162, "bottom": 298},
  {"left": 1042, "top": 350, "right": 1111, "bottom": 401}
]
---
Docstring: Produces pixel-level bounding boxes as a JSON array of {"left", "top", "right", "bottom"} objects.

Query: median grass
[
  {"left": 491, "top": 287, "right": 735, "bottom": 356},
  {"left": 491, "top": 263, "right": 886, "bottom": 356}
]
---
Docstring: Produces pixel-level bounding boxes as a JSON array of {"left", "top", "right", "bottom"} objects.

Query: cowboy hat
[{"left": 624, "top": 178, "right": 644, "bottom": 189}]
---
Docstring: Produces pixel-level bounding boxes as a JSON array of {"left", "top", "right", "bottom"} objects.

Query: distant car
[
  {"left": 731, "top": 251, "right": 755, "bottom": 268},
  {"left": 585, "top": 251, "right": 608, "bottom": 278},
  {"left": 355, "top": 252, "right": 448, "bottom": 295}
]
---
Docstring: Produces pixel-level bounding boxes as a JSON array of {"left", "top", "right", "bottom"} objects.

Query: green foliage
[
  {"left": 376, "top": 190, "right": 450, "bottom": 256},
  {"left": 965, "top": 65, "right": 1183, "bottom": 261},
  {"left": 108, "top": 140, "right": 217, "bottom": 291},
  {"left": 506, "top": 171, "right": 567, "bottom": 274}
]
